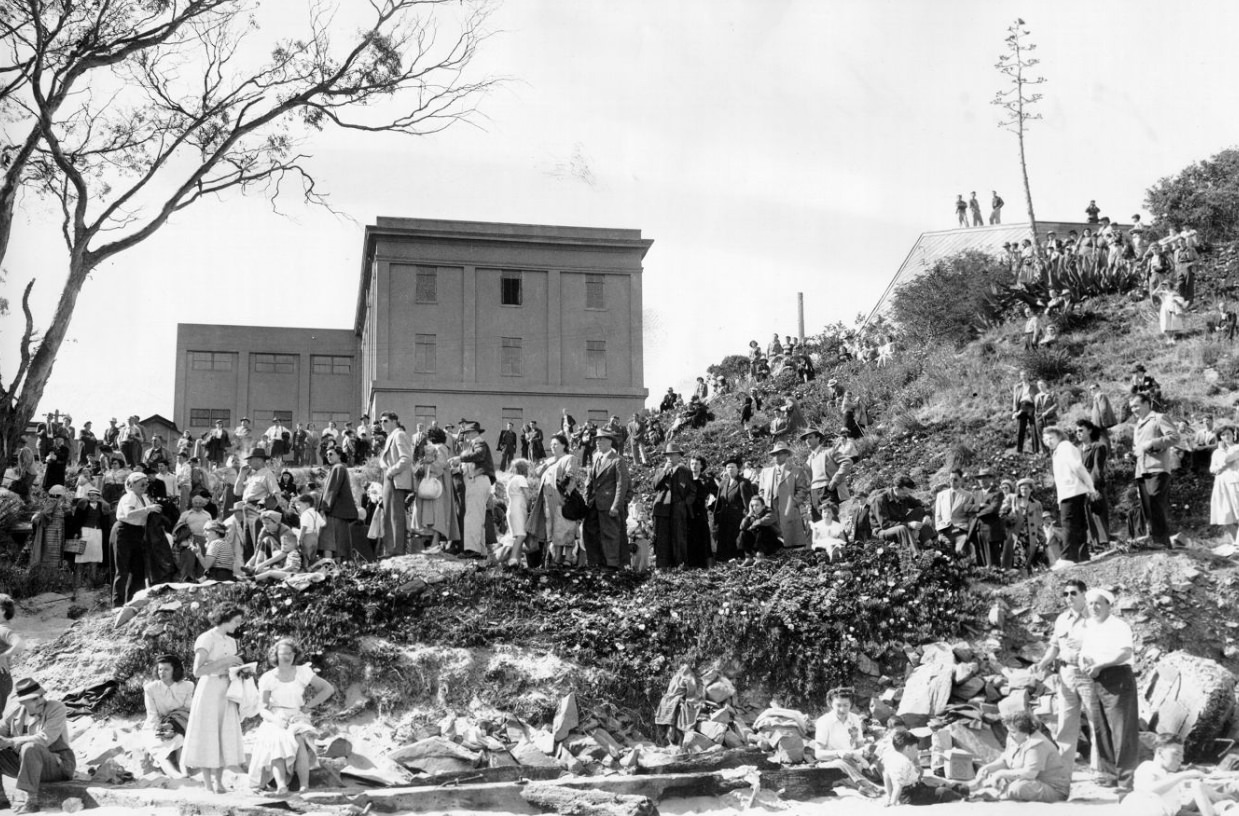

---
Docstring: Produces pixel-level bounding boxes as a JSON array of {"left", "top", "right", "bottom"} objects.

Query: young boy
[
  {"left": 882, "top": 729, "right": 969, "bottom": 806},
  {"left": 251, "top": 530, "right": 304, "bottom": 582},
  {"left": 1123, "top": 733, "right": 1238, "bottom": 816}
]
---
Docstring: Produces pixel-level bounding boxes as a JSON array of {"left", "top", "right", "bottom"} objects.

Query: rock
[
  {"left": 856, "top": 654, "right": 880, "bottom": 676},
  {"left": 947, "top": 721, "right": 1003, "bottom": 765},
  {"left": 521, "top": 783, "right": 658, "bottom": 816},
  {"left": 1017, "top": 643, "right": 1046, "bottom": 664},
  {"left": 565, "top": 734, "right": 608, "bottom": 762},
  {"left": 592, "top": 728, "right": 624, "bottom": 758},
  {"left": 697, "top": 721, "right": 728, "bottom": 743},
  {"left": 1141, "top": 651, "right": 1236, "bottom": 761},
  {"left": 953, "top": 662, "right": 978, "bottom": 684},
  {"left": 388, "top": 736, "right": 481, "bottom": 774},
  {"left": 953, "top": 677, "right": 985, "bottom": 701},
  {"left": 556, "top": 744, "right": 585, "bottom": 773},
  {"left": 898, "top": 648, "right": 955, "bottom": 722},
  {"left": 951, "top": 642, "right": 975, "bottom": 663},
  {"left": 553, "top": 693, "right": 580, "bottom": 742},
  {"left": 323, "top": 736, "right": 353, "bottom": 758},
  {"left": 682, "top": 731, "right": 716, "bottom": 752},
  {"left": 512, "top": 740, "right": 561, "bottom": 768}
]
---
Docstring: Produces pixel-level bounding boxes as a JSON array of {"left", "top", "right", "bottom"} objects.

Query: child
[
  {"left": 882, "top": 729, "right": 969, "bottom": 806},
  {"left": 737, "top": 495, "right": 780, "bottom": 562},
  {"left": 293, "top": 494, "right": 325, "bottom": 563},
  {"left": 251, "top": 530, "right": 304, "bottom": 582},
  {"left": 1123, "top": 733, "right": 1238, "bottom": 816}
]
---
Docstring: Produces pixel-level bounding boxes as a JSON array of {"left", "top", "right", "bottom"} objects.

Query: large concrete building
[{"left": 173, "top": 218, "right": 652, "bottom": 438}]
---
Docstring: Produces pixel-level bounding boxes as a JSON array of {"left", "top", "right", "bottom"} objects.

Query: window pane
[
  {"left": 253, "top": 353, "right": 295, "bottom": 373},
  {"left": 415, "top": 267, "right": 438, "bottom": 303},
  {"left": 415, "top": 334, "right": 436, "bottom": 373},
  {"left": 414, "top": 405, "right": 437, "bottom": 427},
  {"left": 311, "top": 355, "right": 352, "bottom": 375},
  {"left": 586, "top": 340, "right": 606, "bottom": 379},
  {"left": 501, "top": 272, "right": 522, "bottom": 306},
  {"left": 191, "top": 408, "right": 232, "bottom": 427},
  {"left": 586, "top": 275, "right": 605, "bottom": 309},
  {"left": 190, "top": 351, "right": 234, "bottom": 371},
  {"left": 501, "top": 337, "right": 522, "bottom": 377}
]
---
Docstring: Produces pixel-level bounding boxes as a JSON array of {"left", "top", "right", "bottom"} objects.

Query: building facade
[{"left": 173, "top": 218, "right": 651, "bottom": 443}]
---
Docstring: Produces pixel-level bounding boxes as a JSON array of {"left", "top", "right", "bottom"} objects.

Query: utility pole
[{"left": 797, "top": 293, "right": 805, "bottom": 344}]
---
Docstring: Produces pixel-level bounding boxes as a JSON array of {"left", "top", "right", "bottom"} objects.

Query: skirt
[
  {"left": 247, "top": 711, "right": 318, "bottom": 788},
  {"left": 318, "top": 517, "right": 354, "bottom": 559},
  {"left": 80, "top": 527, "right": 104, "bottom": 564},
  {"left": 180, "top": 675, "right": 245, "bottom": 771},
  {"left": 1211, "top": 474, "right": 1239, "bottom": 525}
]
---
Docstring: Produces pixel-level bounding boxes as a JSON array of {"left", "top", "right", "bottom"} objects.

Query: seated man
[
  {"left": 752, "top": 699, "right": 811, "bottom": 764},
  {"left": 933, "top": 469, "right": 977, "bottom": 556},
  {"left": 0, "top": 678, "right": 76, "bottom": 814},
  {"left": 870, "top": 475, "right": 935, "bottom": 551},
  {"left": 973, "top": 711, "right": 1070, "bottom": 803}
]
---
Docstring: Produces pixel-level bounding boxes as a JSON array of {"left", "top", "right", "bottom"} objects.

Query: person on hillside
[
  {"left": 990, "top": 190, "right": 1004, "bottom": 224},
  {"left": 530, "top": 433, "right": 580, "bottom": 567},
  {"left": 0, "top": 678, "right": 76, "bottom": 813},
  {"left": 1043, "top": 426, "right": 1097, "bottom": 564},
  {"left": 0, "top": 596, "right": 21, "bottom": 716},
  {"left": 737, "top": 494, "right": 781, "bottom": 561},
  {"left": 651, "top": 443, "right": 696, "bottom": 568},
  {"left": 803, "top": 429, "right": 851, "bottom": 521},
  {"left": 582, "top": 430, "right": 630, "bottom": 569},
  {"left": 451, "top": 420, "right": 495, "bottom": 560},
  {"left": 317, "top": 446, "right": 358, "bottom": 560},
  {"left": 204, "top": 420, "right": 231, "bottom": 467},
  {"left": 1022, "top": 307, "right": 1041, "bottom": 350},
  {"left": 247, "top": 639, "right": 335, "bottom": 796},
  {"left": 812, "top": 688, "right": 883, "bottom": 795},
  {"left": 1035, "top": 380, "right": 1059, "bottom": 430},
  {"left": 1158, "top": 285, "right": 1189, "bottom": 343},
  {"left": 758, "top": 443, "right": 810, "bottom": 550},
  {"left": 377, "top": 412, "right": 414, "bottom": 557},
  {"left": 1129, "top": 392, "right": 1180, "bottom": 549},
  {"left": 934, "top": 469, "right": 978, "bottom": 557},
  {"left": 114, "top": 471, "right": 164, "bottom": 606},
  {"left": 121, "top": 415, "right": 146, "bottom": 468},
  {"left": 1085, "top": 199, "right": 1100, "bottom": 224},
  {"left": 501, "top": 459, "right": 534, "bottom": 567},
  {"left": 1004, "top": 478, "right": 1045, "bottom": 570},
  {"left": 194, "top": 519, "right": 238, "bottom": 581},
  {"left": 973, "top": 711, "right": 1070, "bottom": 803},
  {"left": 685, "top": 455, "right": 716, "bottom": 568},
  {"left": 1210, "top": 423, "right": 1239, "bottom": 546},
  {"left": 77, "top": 421, "right": 98, "bottom": 466},
  {"left": 496, "top": 422, "right": 518, "bottom": 472},
  {"left": 1089, "top": 383, "right": 1118, "bottom": 431},
  {"left": 1174, "top": 238, "right": 1198, "bottom": 304},
  {"left": 1011, "top": 370, "right": 1040, "bottom": 454},
  {"left": 1077, "top": 420, "right": 1112, "bottom": 550},
  {"left": 712, "top": 456, "right": 754, "bottom": 563},
  {"left": 955, "top": 194, "right": 968, "bottom": 228},
  {"left": 526, "top": 421, "right": 546, "bottom": 461},
  {"left": 1122, "top": 733, "right": 1236, "bottom": 816},
  {"left": 883, "top": 728, "right": 970, "bottom": 806},
  {"left": 975, "top": 470, "right": 1009, "bottom": 567},
  {"left": 1035, "top": 579, "right": 1101, "bottom": 771},
  {"left": 871, "top": 475, "right": 934, "bottom": 551},
  {"left": 1079, "top": 588, "right": 1139, "bottom": 793},
  {"left": 182, "top": 605, "right": 246, "bottom": 792}
]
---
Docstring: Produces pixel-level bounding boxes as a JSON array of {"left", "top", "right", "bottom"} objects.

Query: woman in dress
[
  {"left": 502, "top": 459, "right": 533, "bottom": 566},
  {"left": 809, "top": 502, "right": 849, "bottom": 560},
  {"left": 143, "top": 653, "right": 195, "bottom": 775},
  {"left": 534, "top": 433, "right": 579, "bottom": 566},
  {"left": 247, "top": 639, "right": 335, "bottom": 795},
  {"left": 411, "top": 427, "right": 456, "bottom": 551},
  {"left": 317, "top": 446, "right": 358, "bottom": 560},
  {"left": 1210, "top": 424, "right": 1239, "bottom": 545},
  {"left": 181, "top": 604, "right": 247, "bottom": 791},
  {"left": 67, "top": 485, "right": 110, "bottom": 590},
  {"left": 686, "top": 455, "right": 716, "bottom": 568},
  {"left": 277, "top": 470, "right": 298, "bottom": 505},
  {"left": 122, "top": 416, "right": 146, "bottom": 469},
  {"left": 0, "top": 595, "right": 22, "bottom": 713},
  {"left": 1077, "top": 419, "right": 1111, "bottom": 549},
  {"left": 100, "top": 454, "right": 130, "bottom": 506}
]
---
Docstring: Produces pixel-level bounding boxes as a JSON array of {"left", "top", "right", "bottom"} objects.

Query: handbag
[
  {"left": 62, "top": 538, "right": 86, "bottom": 555},
  {"left": 416, "top": 476, "right": 443, "bottom": 500},
  {"left": 560, "top": 488, "right": 587, "bottom": 522}
]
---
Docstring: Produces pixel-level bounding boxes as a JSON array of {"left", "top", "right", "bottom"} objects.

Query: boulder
[
  {"left": 898, "top": 657, "right": 954, "bottom": 722},
  {"left": 512, "top": 740, "right": 561, "bottom": 768},
  {"left": 387, "top": 736, "right": 481, "bottom": 774},
  {"left": 947, "top": 720, "right": 1003, "bottom": 765},
  {"left": 553, "top": 693, "right": 580, "bottom": 742},
  {"left": 1142, "top": 651, "right": 1237, "bottom": 761}
]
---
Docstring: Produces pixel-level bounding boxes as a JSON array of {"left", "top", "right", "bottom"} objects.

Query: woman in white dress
[
  {"left": 538, "top": 434, "right": 580, "bottom": 565},
  {"left": 1210, "top": 424, "right": 1239, "bottom": 544},
  {"left": 247, "top": 638, "right": 335, "bottom": 795},
  {"left": 502, "top": 459, "right": 533, "bottom": 566},
  {"left": 143, "top": 654, "right": 195, "bottom": 775},
  {"left": 181, "top": 605, "right": 247, "bottom": 791}
]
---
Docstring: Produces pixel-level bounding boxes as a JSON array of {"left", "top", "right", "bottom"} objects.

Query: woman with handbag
[
  {"left": 182, "top": 604, "right": 246, "bottom": 792},
  {"left": 247, "top": 638, "right": 334, "bottom": 795},
  {"left": 143, "top": 654, "right": 194, "bottom": 776},
  {"left": 537, "top": 434, "right": 580, "bottom": 566},
  {"left": 411, "top": 427, "right": 455, "bottom": 551}
]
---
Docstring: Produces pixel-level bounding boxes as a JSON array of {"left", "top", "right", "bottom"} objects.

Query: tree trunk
[
  {"left": 521, "top": 784, "right": 659, "bottom": 816},
  {"left": 1018, "top": 127, "right": 1039, "bottom": 251}
]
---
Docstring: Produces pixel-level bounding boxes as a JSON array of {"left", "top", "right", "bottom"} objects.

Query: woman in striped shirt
[{"left": 196, "top": 520, "right": 236, "bottom": 582}]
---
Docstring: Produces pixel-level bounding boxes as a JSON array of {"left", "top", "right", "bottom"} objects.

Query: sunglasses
[{"left": 1062, "top": 590, "right": 1079, "bottom": 597}]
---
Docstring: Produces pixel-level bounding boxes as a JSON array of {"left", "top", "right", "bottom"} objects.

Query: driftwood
[
  {"left": 757, "top": 766, "right": 845, "bottom": 800},
  {"left": 635, "top": 748, "right": 776, "bottom": 775},
  {"left": 522, "top": 783, "right": 659, "bottom": 816}
]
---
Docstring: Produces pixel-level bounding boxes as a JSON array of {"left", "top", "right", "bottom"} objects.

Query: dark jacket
[{"left": 459, "top": 438, "right": 496, "bottom": 483}]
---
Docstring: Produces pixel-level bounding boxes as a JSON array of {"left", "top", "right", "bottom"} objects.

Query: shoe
[{"left": 12, "top": 795, "right": 38, "bottom": 814}]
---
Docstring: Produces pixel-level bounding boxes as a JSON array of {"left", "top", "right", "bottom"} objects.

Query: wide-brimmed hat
[
  {"left": 48, "top": 485, "right": 66, "bottom": 497},
  {"left": 458, "top": 420, "right": 485, "bottom": 435},
  {"left": 722, "top": 454, "right": 743, "bottom": 467},
  {"left": 595, "top": 429, "right": 619, "bottom": 441},
  {"left": 15, "top": 678, "right": 45, "bottom": 702},
  {"left": 799, "top": 428, "right": 824, "bottom": 441},
  {"left": 664, "top": 443, "right": 684, "bottom": 456},
  {"left": 247, "top": 448, "right": 269, "bottom": 460},
  {"left": 770, "top": 443, "right": 792, "bottom": 456},
  {"left": 975, "top": 468, "right": 995, "bottom": 479}
]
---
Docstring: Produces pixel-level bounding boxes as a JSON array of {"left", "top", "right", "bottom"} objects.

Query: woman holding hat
[
  {"left": 1209, "top": 423, "right": 1239, "bottom": 545},
  {"left": 182, "top": 605, "right": 247, "bottom": 791},
  {"left": 195, "top": 519, "right": 237, "bottom": 582}
]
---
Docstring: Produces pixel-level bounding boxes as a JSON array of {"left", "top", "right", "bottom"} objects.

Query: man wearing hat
[
  {"left": 652, "top": 443, "right": 695, "bottom": 568},
  {"left": 204, "top": 419, "right": 231, "bottom": 467},
  {"left": 0, "top": 678, "right": 76, "bottom": 812},
  {"left": 802, "top": 429, "right": 851, "bottom": 522},
  {"left": 713, "top": 456, "right": 755, "bottom": 562},
  {"left": 377, "top": 412, "right": 415, "bottom": 557},
  {"left": 758, "top": 442, "right": 810, "bottom": 549},
  {"left": 583, "top": 429, "right": 630, "bottom": 568},
  {"left": 232, "top": 447, "right": 280, "bottom": 561},
  {"left": 451, "top": 420, "right": 495, "bottom": 559}
]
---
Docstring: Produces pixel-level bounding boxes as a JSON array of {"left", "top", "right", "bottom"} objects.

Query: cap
[{"left": 260, "top": 510, "right": 283, "bottom": 524}]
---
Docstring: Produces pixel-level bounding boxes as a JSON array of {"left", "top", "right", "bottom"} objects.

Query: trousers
[
  {"left": 1056, "top": 664, "right": 1103, "bottom": 770},
  {"left": 462, "top": 473, "right": 492, "bottom": 555},
  {"left": 112, "top": 523, "right": 147, "bottom": 607},
  {"left": 0, "top": 743, "right": 75, "bottom": 796},
  {"left": 1093, "top": 665, "right": 1140, "bottom": 788},
  {"left": 382, "top": 482, "right": 410, "bottom": 557},
  {"left": 1137, "top": 472, "right": 1174, "bottom": 545},
  {"left": 1060, "top": 494, "right": 1090, "bottom": 562}
]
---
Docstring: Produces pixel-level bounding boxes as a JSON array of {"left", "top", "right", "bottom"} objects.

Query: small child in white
[{"left": 1122, "top": 734, "right": 1238, "bottom": 816}]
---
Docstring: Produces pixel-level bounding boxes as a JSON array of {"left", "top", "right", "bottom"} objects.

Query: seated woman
[
  {"left": 810, "top": 503, "right": 850, "bottom": 560},
  {"left": 247, "top": 639, "right": 335, "bottom": 795},
  {"left": 143, "top": 654, "right": 195, "bottom": 776},
  {"left": 250, "top": 530, "right": 304, "bottom": 582},
  {"left": 194, "top": 519, "right": 237, "bottom": 582},
  {"left": 812, "top": 687, "right": 882, "bottom": 795}
]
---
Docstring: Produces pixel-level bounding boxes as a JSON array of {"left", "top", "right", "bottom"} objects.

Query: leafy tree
[
  {"left": 888, "top": 250, "right": 1011, "bottom": 348},
  {"left": 992, "top": 18, "right": 1045, "bottom": 247},
  {"left": 0, "top": 0, "right": 497, "bottom": 457},
  {"left": 1145, "top": 148, "right": 1239, "bottom": 241}
]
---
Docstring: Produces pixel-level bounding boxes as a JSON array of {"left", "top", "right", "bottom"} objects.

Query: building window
[
  {"left": 189, "top": 351, "right": 235, "bottom": 371},
  {"left": 414, "top": 405, "right": 437, "bottom": 428},
  {"left": 501, "top": 271, "right": 523, "bottom": 306},
  {"left": 586, "top": 275, "right": 605, "bottom": 310},
  {"left": 586, "top": 340, "right": 607, "bottom": 379},
  {"left": 501, "top": 407, "right": 523, "bottom": 427},
  {"left": 587, "top": 410, "right": 609, "bottom": 425},
  {"left": 189, "top": 408, "right": 231, "bottom": 427},
  {"left": 311, "top": 355, "right": 352, "bottom": 375},
  {"left": 311, "top": 411, "right": 352, "bottom": 424},
  {"left": 501, "top": 337, "right": 522, "bottom": 377},
  {"left": 252, "top": 353, "right": 296, "bottom": 374},
  {"left": 255, "top": 409, "right": 293, "bottom": 423},
  {"left": 414, "top": 334, "right": 437, "bottom": 373},
  {"left": 415, "top": 267, "right": 438, "bottom": 304}
]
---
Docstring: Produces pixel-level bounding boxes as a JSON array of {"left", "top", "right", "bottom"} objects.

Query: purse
[
  {"left": 560, "top": 488, "right": 587, "bottom": 522},
  {"left": 62, "top": 538, "right": 86, "bottom": 555},
  {"left": 416, "top": 476, "right": 443, "bottom": 500}
]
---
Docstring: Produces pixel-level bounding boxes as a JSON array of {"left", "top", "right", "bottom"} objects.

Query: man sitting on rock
[
  {"left": 0, "top": 678, "right": 76, "bottom": 814},
  {"left": 870, "top": 475, "right": 934, "bottom": 551}
]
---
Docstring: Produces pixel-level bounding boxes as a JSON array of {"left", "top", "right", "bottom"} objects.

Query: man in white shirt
[
  {"left": 1079, "top": 588, "right": 1139, "bottom": 793},
  {"left": 233, "top": 418, "right": 254, "bottom": 458},
  {"left": 933, "top": 468, "right": 978, "bottom": 556},
  {"left": 1035, "top": 579, "right": 1100, "bottom": 770},
  {"left": 264, "top": 417, "right": 289, "bottom": 464},
  {"left": 233, "top": 449, "right": 280, "bottom": 561},
  {"left": 1043, "top": 426, "right": 1098, "bottom": 563}
]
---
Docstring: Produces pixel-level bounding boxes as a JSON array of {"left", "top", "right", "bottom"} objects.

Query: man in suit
[
  {"left": 934, "top": 468, "right": 978, "bottom": 556},
  {"left": 626, "top": 413, "right": 646, "bottom": 465},
  {"left": 0, "top": 678, "right": 76, "bottom": 813},
  {"left": 1130, "top": 392, "right": 1180, "bottom": 548},
  {"left": 1089, "top": 383, "right": 1116, "bottom": 429},
  {"left": 1035, "top": 380, "right": 1059, "bottom": 429},
  {"left": 758, "top": 443, "right": 810, "bottom": 549},
  {"left": 526, "top": 421, "right": 545, "bottom": 460},
  {"left": 713, "top": 455, "right": 755, "bottom": 562},
  {"left": 452, "top": 420, "right": 495, "bottom": 558},
  {"left": 379, "top": 412, "right": 414, "bottom": 557},
  {"left": 1011, "top": 370, "right": 1040, "bottom": 454},
  {"left": 803, "top": 429, "right": 851, "bottom": 521},
  {"left": 497, "top": 422, "right": 518, "bottom": 472},
  {"left": 583, "top": 429, "right": 630, "bottom": 568},
  {"left": 652, "top": 443, "right": 696, "bottom": 569}
]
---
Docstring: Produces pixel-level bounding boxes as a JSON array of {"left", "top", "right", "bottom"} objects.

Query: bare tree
[
  {"left": 992, "top": 18, "right": 1045, "bottom": 250},
  {"left": 0, "top": 0, "right": 497, "bottom": 457}
]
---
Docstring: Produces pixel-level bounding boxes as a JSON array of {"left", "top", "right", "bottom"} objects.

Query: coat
[
  {"left": 712, "top": 474, "right": 754, "bottom": 560},
  {"left": 380, "top": 428, "right": 414, "bottom": 490},
  {"left": 757, "top": 463, "right": 809, "bottom": 547},
  {"left": 584, "top": 449, "right": 630, "bottom": 515},
  {"left": 1132, "top": 411, "right": 1179, "bottom": 477},
  {"left": 319, "top": 463, "right": 359, "bottom": 521}
]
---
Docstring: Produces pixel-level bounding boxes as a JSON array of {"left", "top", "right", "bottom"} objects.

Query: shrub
[
  {"left": 889, "top": 250, "right": 1010, "bottom": 348},
  {"left": 1020, "top": 347, "right": 1079, "bottom": 383},
  {"left": 1146, "top": 148, "right": 1239, "bottom": 241}
]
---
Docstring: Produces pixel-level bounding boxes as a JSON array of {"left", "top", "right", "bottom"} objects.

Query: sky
[{"left": 4, "top": 0, "right": 1239, "bottom": 424}]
